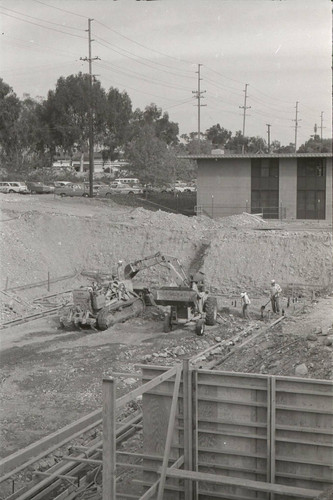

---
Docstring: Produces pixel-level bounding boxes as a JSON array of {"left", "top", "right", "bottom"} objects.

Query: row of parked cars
[
  {"left": 0, "top": 179, "right": 197, "bottom": 197},
  {"left": 0, "top": 180, "right": 143, "bottom": 196}
]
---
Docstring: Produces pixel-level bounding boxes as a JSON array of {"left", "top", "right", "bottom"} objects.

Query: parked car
[
  {"left": 52, "top": 181, "right": 73, "bottom": 188},
  {"left": 0, "top": 181, "right": 30, "bottom": 194},
  {"left": 26, "top": 182, "right": 55, "bottom": 194},
  {"left": 97, "top": 182, "right": 144, "bottom": 197},
  {"left": 173, "top": 182, "right": 196, "bottom": 193},
  {"left": 55, "top": 183, "right": 91, "bottom": 197}
]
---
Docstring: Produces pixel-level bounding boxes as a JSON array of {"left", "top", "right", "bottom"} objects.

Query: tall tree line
[{"left": 0, "top": 74, "right": 331, "bottom": 183}]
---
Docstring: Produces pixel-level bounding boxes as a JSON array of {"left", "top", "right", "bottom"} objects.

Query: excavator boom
[{"left": 124, "top": 252, "right": 190, "bottom": 287}]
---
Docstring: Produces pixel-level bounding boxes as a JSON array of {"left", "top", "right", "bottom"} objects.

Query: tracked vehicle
[{"left": 59, "top": 277, "right": 145, "bottom": 330}]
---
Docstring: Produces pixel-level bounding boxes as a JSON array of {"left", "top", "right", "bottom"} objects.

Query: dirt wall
[{"left": 1, "top": 199, "right": 332, "bottom": 295}]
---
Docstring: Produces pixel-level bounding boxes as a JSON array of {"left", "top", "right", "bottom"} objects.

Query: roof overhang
[{"left": 178, "top": 153, "right": 332, "bottom": 160}]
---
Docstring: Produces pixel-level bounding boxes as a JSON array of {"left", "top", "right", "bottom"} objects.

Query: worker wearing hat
[
  {"left": 241, "top": 291, "right": 251, "bottom": 319},
  {"left": 270, "top": 279, "right": 282, "bottom": 313}
]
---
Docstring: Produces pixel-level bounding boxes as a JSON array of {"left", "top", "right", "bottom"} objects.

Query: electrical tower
[
  {"left": 192, "top": 64, "right": 206, "bottom": 144},
  {"left": 292, "top": 101, "right": 301, "bottom": 153},
  {"left": 239, "top": 83, "right": 251, "bottom": 137},
  {"left": 80, "top": 19, "right": 100, "bottom": 197}
]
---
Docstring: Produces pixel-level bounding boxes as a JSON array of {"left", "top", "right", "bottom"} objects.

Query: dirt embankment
[{"left": 1, "top": 195, "right": 332, "bottom": 295}]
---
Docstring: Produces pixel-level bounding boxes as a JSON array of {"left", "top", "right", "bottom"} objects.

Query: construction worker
[
  {"left": 240, "top": 291, "right": 251, "bottom": 319},
  {"left": 270, "top": 279, "right": 282, "bottom": 313}
]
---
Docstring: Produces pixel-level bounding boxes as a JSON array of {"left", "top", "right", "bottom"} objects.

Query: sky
[{"left": 0, "top": 0, "right": 332, "bottom": 147}]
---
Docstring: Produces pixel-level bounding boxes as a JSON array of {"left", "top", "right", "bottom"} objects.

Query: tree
[
  {"left": 129, "top": 103, "right": 179, "bottom": 146},
  {"left": 205, "top": 124, "right": 232, "bottom": 147},
  {"left": 40, "top": 73, "right": 108, "bottom": 163},
  {"left": 247, "top": 136, "right": 268, "bottom": 153},
  {"left": 0, "top": 79, "right": 21, "bottom": 164},
  {"left": 124, "top": 124, "right": 178, "bottom": 185},
  {"left": 225, "top": 130, "right": 248, "bottom": 153},
  {"left": 297, "top": 135, "right": 332, "bottom": 153},
  {"left": 180, "top": 132, "right": 212, "bottom": 154},
  {"left": 101, "top": 87, "right": 133, "bottom": 160}
]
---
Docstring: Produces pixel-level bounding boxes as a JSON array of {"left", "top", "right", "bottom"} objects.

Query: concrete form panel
[{"left": 141, "top": 368, "right": 332, "bottom": 499}]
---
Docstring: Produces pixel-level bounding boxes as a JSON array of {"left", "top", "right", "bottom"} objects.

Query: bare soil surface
[{"left": 0, "top": 193, "right": 332, "bottom": 461}]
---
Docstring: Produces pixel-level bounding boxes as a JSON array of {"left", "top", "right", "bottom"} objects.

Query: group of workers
[{"left": 240, "top": 280, "right": 282, "bottom": 319}]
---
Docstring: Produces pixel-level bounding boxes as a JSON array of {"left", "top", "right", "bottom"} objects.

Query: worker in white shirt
[
  {"left": 270, "top": 280, "right": 282, "bottom": 313},
  {"left": 240, "top": 291, "right": 251, "bottom": 319}
]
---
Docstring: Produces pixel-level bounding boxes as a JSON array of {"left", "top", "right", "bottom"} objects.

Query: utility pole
[
  {"left": 266, "top": 123, "right": 271, "bottom": 153},
  {"left": 239, "top": 83, "right": 251, "bottom": 137},
  {"left": 320, "top": 111, "right": 325, "bottom": 141},
  {"left": 80, "top": 19, "right": 100, "bottom": 198},
  {"left": 292, "top": 101, "right": 301, "bottom": 153},
  {"left": 192, "top": 64, "right": 206, "bottom": 145}
]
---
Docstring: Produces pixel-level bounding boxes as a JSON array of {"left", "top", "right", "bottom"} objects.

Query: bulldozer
[
  {"left": 59, "top": 275, "right": 145, "bottom": 331},
  {"left": 124, "top": 252, "right": 218, "bottom": 335}
]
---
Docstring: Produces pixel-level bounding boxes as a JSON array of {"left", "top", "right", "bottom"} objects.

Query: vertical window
[
  {"left": 251, "top": 159, "right": 279, "bottom": 218},
  {"left": 297, "top": 158, "right": 326, "bottom": 219}
]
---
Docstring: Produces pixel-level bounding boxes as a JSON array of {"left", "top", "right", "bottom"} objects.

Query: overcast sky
[{"left": 0, "top": 0, "right": 331, "bottom": 147}]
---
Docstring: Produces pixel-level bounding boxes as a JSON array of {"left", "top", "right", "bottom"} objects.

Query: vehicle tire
[
  {"left": 204, "top": 296, "right": 218, "bottom": 325},
  {"left": 82, "top": 193, "right": 89, "bottom": 197},
  {"left": 128, "top": 191, "right": 134, "bottom": 195},
  {"left": 195, "top": 319, "right": 205, "bottom": 336},
  {"left": 60, "top": 193, "right": 66, "bottom": 197},
  {"left": 163, "top": 313, "right": 172, "bottom": 333},
  {"left": 105, "top": 192, "right": 112, "bottom": 198},
  {"left": 9, "top": 190, "right": 15, "bottom": 193}
]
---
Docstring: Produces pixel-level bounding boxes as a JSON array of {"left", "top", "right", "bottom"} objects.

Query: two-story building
[{"left": 179, "top": 152, "right": 332, "bottom": 222}]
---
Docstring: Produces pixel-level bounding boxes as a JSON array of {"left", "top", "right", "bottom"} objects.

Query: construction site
[{"left": 0, "top": 193, "right": 332, "bottom": 500}]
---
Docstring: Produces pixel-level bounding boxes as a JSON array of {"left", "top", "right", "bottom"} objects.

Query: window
[
  {"left": 297, "top": 158, "right": 326, "bottom": 219},
  {"left": 251, "top": 159, "right": 279, "bottom": 218}
]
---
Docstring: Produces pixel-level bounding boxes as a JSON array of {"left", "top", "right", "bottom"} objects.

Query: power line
[
  {"left": 0, "top": 9, "right": 86, "bottom": 39},
  {"left": 94, "top": 19, "right": 195, "bottom": 67},
  {"left": 32, "top": 0, "right": 89, "bottom": 19},
  {"left": 95, "top": 60, "right": 189, "bottom": 93},
  {"left": 0, "top": 5, "right": 85, "bottom": 31},
  {"left": 93, "top": 36, "right": 193, "bottom": 79}
]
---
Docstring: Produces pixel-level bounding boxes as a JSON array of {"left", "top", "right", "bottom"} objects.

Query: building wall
[
  {"left": 279, "top": 158, "right": 297, "bottom": 219},
  {"left": 326, "top": 157, "right": 332, "bottom": 224},
  {"left": 197, "top": 158, "right": 251, "bottom": 217},
  {"left": 197, "top": 156, "right": 332, "bottom": 222}
]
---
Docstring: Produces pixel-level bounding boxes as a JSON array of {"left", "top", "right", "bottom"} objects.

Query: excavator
[
  {"left": 59, "top": 252, "right": 217, "bottom": 335},
  {"left": 124, "top": 252, "right": 217, "bottom": 335}
]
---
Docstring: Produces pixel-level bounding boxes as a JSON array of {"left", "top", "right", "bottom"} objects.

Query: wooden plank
[
  {"left": 198, "top": 395, "right": 267, "bottom": 407},
  {"left": 270, "top": 377, "right": 276, "bottom": 500},
  {"left": 164, "top": 468, "right": 322, "bottom": 497},
  {"left": 102, "top": 378, "right": 116, "bottom": 500},
  {"left": 157, "top": 366, "right": 182, "bottom": 500},
  {"left": 267, "top": 376, "right": 272, "bottom": 485},
  {"left": 138, "top": 455, "right": 184, "bottom": 500},
  {"left": 182, "top": 359, "right": 193, "bottom": 500},
  {"left": 192, "top": 369, "right": 199, "bottom": 500},
  {"left": 116, "top": 364, "right": 180, "bottom": 409},
  {"left": 275, "top": 405, "right": 333, "bottom": 414}
]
